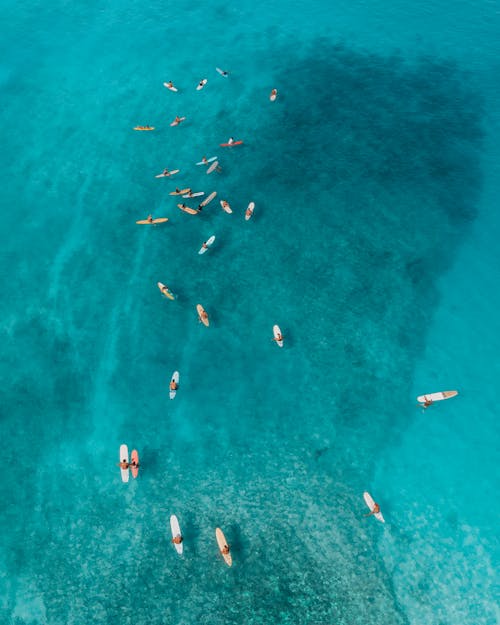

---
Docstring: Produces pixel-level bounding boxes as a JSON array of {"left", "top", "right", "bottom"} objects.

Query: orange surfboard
[{"left": 130, "top": 450, "right": 139, "bottom": 478}]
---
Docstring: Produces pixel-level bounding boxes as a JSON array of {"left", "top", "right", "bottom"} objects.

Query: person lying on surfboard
[
  {"left": 272, "top": 332, "right": 284, "bottom": 342},
  {"left": 364, "top": 502, "right": 381, "bottom": 517},
  {"left": 201, "top": 241, "right": 208, "bottom": 250},
  {"left": 169, "top": 378, "right": 178, "bottom": 391},
  {"left": 221, "top": 544, "right": 230, "bottom": 555},
  {"left": 171, "top": 534, "right": 183, "bottom": 545},
  {"left": 165, "top": 81, "right": 175, "bottom": 89},
  {"left": 117, "top": 459, "right": 130, "bottom": 469},
  {"left": 130, "top": 458, "right": 139, "bottom": 468}
]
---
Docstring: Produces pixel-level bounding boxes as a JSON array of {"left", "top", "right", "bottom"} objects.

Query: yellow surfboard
[
  {"left": 196, "top": 304, "right": 209, "bottom": 326},
  {"left": 215, "top": 528, "right": 232, "bottom": 566},
  {"left": 157, "top": 282, "right": 174, "bottom": 300},
  {"left": 136, "top": 217, "right": 168, "bottom": 224},
  {"left": 178, "top": 204, "right": 199, "bottom": 215}
]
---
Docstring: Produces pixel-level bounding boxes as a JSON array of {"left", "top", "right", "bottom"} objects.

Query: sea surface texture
[{"left": 1, "top": 1, "right": 499, "bottom": 624}]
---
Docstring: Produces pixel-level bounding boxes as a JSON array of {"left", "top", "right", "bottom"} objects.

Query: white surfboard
[
  {"left": 417, "top": 390, "right": 458, "bottom": 404},
  {"left": 216, "top": 67, "right": 229, "bottom": 77},
  {"left": 198, "top": 235, "right": 215, "bottom": 255},
  {"left": 182, "top": 191, "right": 205, "bottom": 198},
  {"left": 200, "top": 191, "right": 217, "bottom": 207},
  {"left": 196, "top": 156, "right": 217, "bottom": 166},
  {"left": 273, "top": 324, "right": 283, "bottom": 347},
  {"left": 363, "top": 491, "right": 385, "bottom": 523},
  {"left": 155, "top": 169, "right": 180, "bottom": 178},
  {"left": 170, "top": 514, "right": 183, "bottom": 555},
  {"left": 169, "top": 371, "right": 179, "bottom": 399},
  {"left": 245, "top": 202, "right": 255, "bottom": 221},
  {"left": 206, "top": 160, "right": 219, "bottom": 175},
  {"left": 163, "top": 82, "right": 178, "bottom": 92},
  {"left": 220, "top": 200, "right": 232, "bottom": 214},
  {"left": 196, "top": 78, "right": 208, "bottom": 90},
  {"left": 119, "top": 444, "right": 129, "bottom": 483}
]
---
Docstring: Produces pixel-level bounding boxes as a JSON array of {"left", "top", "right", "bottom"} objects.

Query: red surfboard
[
  {"left": 220, "top": 140, "right": 243, "bottom": 147},
  {"left": 130, "top": 449, "right": 139, "bottom": 478}
]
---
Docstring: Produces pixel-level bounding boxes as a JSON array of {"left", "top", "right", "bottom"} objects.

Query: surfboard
[
  {"left": 200, "top": 191, "right": 217, "bottom": 207},
  {"left": 197, "top": 304, "right": 209, "bottom": 327},
  {"left": 245, "top": 202, "right": 255, "bottom": 221},
  {"left": 163, "top": 82, "right": 178, "bottom": 92},
  {"left": 198, "top": 235, "right": 215, "bottom": 255},
  {"left": 220, "top": 200, "right": 232, "bottom": 214},
  {"left": 130, "top": 449, "right": 139, "bottom": 479},
  {"left": 196, "top": 78, "right": 208, "bottom": 90},
  {"left": 206, "top": 160, "right": 219, "bottom": 174},
  {"left": 183, "top": 191, "right": 204, "bottom": 198},
  {"left": 169, "top": 188, "right": 191, "bottom": 196},
  {"left": 216, "top": 67, "right": 229, "bottom": 77},
  {"left": 273, "top": 324, "right": 283, "bottom": 347},
  {"left": 157, "top": 282, "right": 174, "bottom": 300},
  {"left": 196, "top": 156, "right": 217, "bottom": 166},
  {"left": 170, "top": 117, "right": 186, "bottom": 126},
  {"left": 134, "top": 126, "right": 154, "bottom": 131},
  {"left": 417, "top": 390, "right": 458, "bottom": 404},
  {"left": 136, "top": 217, "right": 168, "bottom": 224},
  {"left": 215, "top": 527, "right": 232, "bottom": 566},
  {"left": 170, "top": 515, "right": 183, "bottom": 555},
  {"left": 119, "top": 444, "right": 129, "bottom": 483},
  {"left": 270, "top": 89, "right": 278, "bottom": 101},
  {"left": 169, "top": 371, "right": 179, "bottom": 399},
  {"left": 220, "top": 140, "right": 243, "bottom": 147},
  {"left": 363, "top": 491, "right": 385, "bottom": 523},
  {"left": 177, "top": 204, "right": 199, "bottom": 215},
  {"left": 155, "top": 169, "right": 180, "bottom": 178}
]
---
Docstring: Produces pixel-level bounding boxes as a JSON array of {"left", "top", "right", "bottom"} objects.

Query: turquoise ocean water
[{"left": 1, "top": 1, "right": 499, "bottom": 623}]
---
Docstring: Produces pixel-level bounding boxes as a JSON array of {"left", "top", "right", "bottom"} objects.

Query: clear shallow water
[{"left": 1, "top": 1, "right": 499, "bottom": 624}]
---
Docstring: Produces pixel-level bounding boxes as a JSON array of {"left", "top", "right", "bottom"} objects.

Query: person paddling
[
  {"left": 364, "top": 502, "right": 381, "bottom": 518},
  {"left": 169, "top": 378, "right": 178, "bottom": 392},
  {"left": 272, "top": 332, "right": 283, "bottom": 343},
  {"left": 221, "top": 543, "right": 230, "bottom": 556},
  {"left": 172, "top": 534, "right": 183, "bottom": 545}
]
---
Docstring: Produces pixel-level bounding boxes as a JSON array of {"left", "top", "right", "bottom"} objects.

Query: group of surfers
[{"left": 131, "top": 71, "right": 384, "bottom": 548}]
